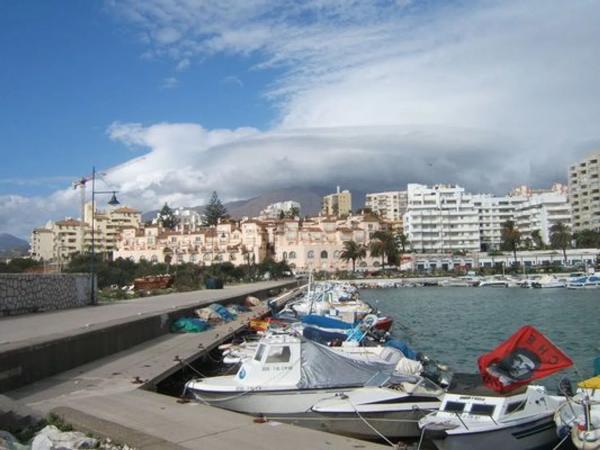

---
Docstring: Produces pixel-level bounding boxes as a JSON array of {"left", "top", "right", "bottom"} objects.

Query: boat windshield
[{"left": 254, "top": 344, "right": 266, "bottom": 362}]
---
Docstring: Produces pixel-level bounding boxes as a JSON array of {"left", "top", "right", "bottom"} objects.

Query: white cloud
[{"left": 4, "top": 0, "right": 600, "bottom": 237}]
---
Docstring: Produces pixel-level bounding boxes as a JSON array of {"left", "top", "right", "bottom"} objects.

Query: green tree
[
  {"left": 550, "top": 222, "right": 572, "bottom": 265},
  {"left": 573, "top": 230, "right": 600, "bottom": 248},
  {"left": 158, "top": 203, "right": 179, "bottom": 230},
  {"left": 203, "top": 191, "right": 228, "bottom": 226},
  {"left": 339, "top": 240, "right": 367, "bottom": 272},
  {"left": 500, "top": 220, "right": 521, "bottom": 264},
  {"left": 530, "top": 230, "right": 545, "bottom": 249},
  {"left": 369, "top": 230, "right": 398, "bottom": 269},
  {"left": 287, "top": 206, "right": 300, "bottom": 218}
]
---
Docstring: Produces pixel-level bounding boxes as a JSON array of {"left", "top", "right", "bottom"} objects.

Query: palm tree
[
  {"left": 369, "top": 230, "right": 398, "bottom": 269},
  {"left": 550, "top": 222, "right": 572, "bottom": 265},
  {"left": 369, "top": 239, "right": 386, "bottom": 269},
  {"left": 500, "top": 220, "right": 521, "bottom": 265},
  {"left": 339, "top": 240, "right": 366, "bottom": 272}
]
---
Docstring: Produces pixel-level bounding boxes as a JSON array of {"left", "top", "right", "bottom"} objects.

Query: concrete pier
[
  {"left": 0, "top": 280, "right": 296, "bottom": 392},
  {"left": 5, "top": 284, "right": 386, "bottom": 449}
]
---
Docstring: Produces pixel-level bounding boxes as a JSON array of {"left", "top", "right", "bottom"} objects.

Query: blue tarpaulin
[
  {"left": 209, "top": 303, "right": 236, "bottom": 321},
  {"left": 303, "top": 326, "right": 347, "bottom": 345},
  {"left": 302, "top": 314, "right": 353, "bottom": 330}
]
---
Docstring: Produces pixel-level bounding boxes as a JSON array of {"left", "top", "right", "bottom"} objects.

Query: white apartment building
[
  {"left": 515, "top": 191, "right": 571, "bottom": 244},
  {"left": 152, "top": 207, "right": 204, "bottom": 231},
  {"left": 569, "top": 151, "right": 600, "bottom": 232},
  {"left": 259, "top": 201, "right": 301, "bottom": 220},
  {"left": 403, "top": 184, "right": 480, "bottom": 253},
  {"left": 365, "top": 191, "right": 408, "bottom": 222},
  {"left": 472, "top": 194, "right": 527, "bottom": 251}
]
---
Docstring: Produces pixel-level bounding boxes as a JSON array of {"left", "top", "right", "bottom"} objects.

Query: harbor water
[{"left": 361, "top": 287, "right": 600, "bottom": 384}]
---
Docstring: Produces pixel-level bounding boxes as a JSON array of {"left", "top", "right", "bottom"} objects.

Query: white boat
[
  {"left": 478, "top": 277, "right": 510, "bottom": 288},
  {"left": 531, "top": 274, "right": 566, "bottom": 288},
  {"left": 555, "top": 376, "right": 600, "bottom": 449},
  {"left": 185, "top": 334, "right": 414, "bottom": 417},
  {"left": 567, "top": 275, "right": 600, "bottom": 289},
  {"left": 419, "top": 377, "right": 564, "bottom": 450},
  {"left": 308, "top": 374, "right": 445, "bottom": 440}
]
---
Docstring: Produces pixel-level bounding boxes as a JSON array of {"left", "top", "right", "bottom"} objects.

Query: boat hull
[
  {"left": 426, "top": 415, "right": 559, "bottom": 450},
  {"left": 187, "top": 386, "right": 351, "bottom": 416}
]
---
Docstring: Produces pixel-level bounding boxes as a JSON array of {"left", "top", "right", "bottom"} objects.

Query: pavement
[
  {"left": 0, "top": 280, "right": 294, "bottom": 349},
  {"left": 6, "top": 294, "right": 386, "bottom": 450}
]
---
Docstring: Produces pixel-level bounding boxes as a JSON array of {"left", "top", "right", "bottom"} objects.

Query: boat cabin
[{"left": 235, "top": 334, "right": 302, "bottom": 388}]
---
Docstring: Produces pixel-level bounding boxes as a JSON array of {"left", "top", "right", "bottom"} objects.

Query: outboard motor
[{"left": 559, "top": 377, "right": 574, "bottom": 397}]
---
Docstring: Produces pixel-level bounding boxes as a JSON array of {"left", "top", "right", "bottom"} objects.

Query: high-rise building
[
  {"left": 472, "top": 194, "right": 527, "bottom": 251},
  {"left": 321, "top": 187, "right": 352, "bottom": 217},
  {"left": 569, "top": 151, "right": 600, "bottom": 232},
  {"left": 365, "top": 191, "right": 408, "bottom": 222},
  {"left": 403, "top": 184, "right": 480, "bottom": 253},
  {"left": 514, "top": 191, "right": 571, "bottom": 244}
]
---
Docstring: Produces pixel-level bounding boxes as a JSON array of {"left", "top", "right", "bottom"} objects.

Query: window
[
  {"left": 443, "top": 401, "right": 466, "bottom": 413},
  {"left": 254, "top": 344, "right": 266, "bottom": 362},
  {"left": 307, "top": 250, "right": 314, "bottom": 259},
  {"left": 265, "top": 346, "right": 291, "bottom": 363},
  {"left": 470, "top": 404, "right": 495, "bottom": 415},
  {"left": 505, "top": 401, "right": 526, "bottom": 414},
  {"left": 283, "top": 251, "right": 288, "bottom": 260},
  {"left": 289, "top": 251, "right": 296, "bottom": 259},
  {"left": 320, "top": 250, "right": 328, "bottom": 259}
]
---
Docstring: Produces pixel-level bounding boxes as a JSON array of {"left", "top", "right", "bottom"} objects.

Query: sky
[{"left": 1, "top": 0, "right": 600, "bottom": 238}]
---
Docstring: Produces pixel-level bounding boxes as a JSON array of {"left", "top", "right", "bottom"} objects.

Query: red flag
[{"left": 478, "top": 325, "right": 573, "bottom": 393}]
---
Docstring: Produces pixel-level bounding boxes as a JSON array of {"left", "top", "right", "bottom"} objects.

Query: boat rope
[
  {"left": 345, "top": 396, "right": 398, "bottom": 448},
  {"left": 551, "top": 431, "right": 571, "bottom": 450},
  {"left": 415, "top": 425, "right": 427, "bottom": 450}
]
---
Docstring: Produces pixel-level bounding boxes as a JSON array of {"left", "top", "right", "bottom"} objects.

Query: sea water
[{"left": 360, "top": 287, "right": 600, "bottom": 386}]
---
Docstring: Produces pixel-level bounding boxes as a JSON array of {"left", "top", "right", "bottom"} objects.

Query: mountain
[
  {"left": 142, "top": 186, "right": 368, "bottom": 222},
  {"left": 0, "top": 233, "right": 28, "bottom": 252},
  {"left": 0, "top": 233, "right": 29, "bottom": 258}
]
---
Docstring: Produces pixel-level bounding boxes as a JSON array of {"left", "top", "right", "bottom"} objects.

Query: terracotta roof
[
  {"left": 55, "top": 219, "right": 82, "bottom": 227},
  {"left": 113, "top": 206, "right": 140, "bottom": 214},
  {"left": 337, "top": 227, "right": 353, "bottom": 233}
]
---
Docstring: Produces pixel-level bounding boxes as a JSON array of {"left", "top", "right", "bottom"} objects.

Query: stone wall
[{"left": 0, "top": 274, "right": 93, "bottom": 316}]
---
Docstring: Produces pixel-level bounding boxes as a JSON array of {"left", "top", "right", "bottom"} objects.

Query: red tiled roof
[{"left": 113, "top": 206, "right": 140, "bottom": 214}]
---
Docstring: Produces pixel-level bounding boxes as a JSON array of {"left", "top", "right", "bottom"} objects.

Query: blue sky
[
  {"left": 1, "top": 0, "right": 599, "bottom": 237},
  {"left": 0, "top": 1, "right": 275, "bottom": 196}
]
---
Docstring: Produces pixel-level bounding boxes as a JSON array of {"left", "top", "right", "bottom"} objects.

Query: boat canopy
[{"left": 298, "top": 339, "right": 395, "bottom": 389}]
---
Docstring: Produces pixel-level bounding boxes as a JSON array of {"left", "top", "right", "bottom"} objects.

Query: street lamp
[{"left": 89, "top": 166, "right": 119, "bottom": 305}]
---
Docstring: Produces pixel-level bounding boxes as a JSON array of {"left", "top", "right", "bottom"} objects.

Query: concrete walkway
[
  {"left": 8, "top": 305, "right": 385, "bottom": 450},
  {"left": 0, "top": 280, "right": 293, "bottom": 348}
]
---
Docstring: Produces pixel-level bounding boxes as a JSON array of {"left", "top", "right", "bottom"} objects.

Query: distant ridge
[
  {"left": 142, "top": 186, "right": 367, "bottom": 222},
  {"left": 0, "top": 233, "right": 29, "bottom": 258}
]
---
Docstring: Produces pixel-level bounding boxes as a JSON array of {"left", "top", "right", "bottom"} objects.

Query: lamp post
[{"left": 89, "top": 166, "right": 120, "bottom": 305}]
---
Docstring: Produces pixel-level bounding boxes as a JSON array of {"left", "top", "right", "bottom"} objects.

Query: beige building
[
  {"left": 569, "top": 151, "right": 600, "bottom": 232},
  {"left": 321, "top": 187, "right": 352, "bottom": 217},
  {"left": 114, "top": 219, "right": 268, "bottom": 266},
  {"left": 30, "top": 203, "right": 142, "bottom": 263},
  {"left": 365, "top": 191, "right": 408, "bottom": 222},
  {"left": 272, "top": 214, "right": 391, "bottom": 272}
]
